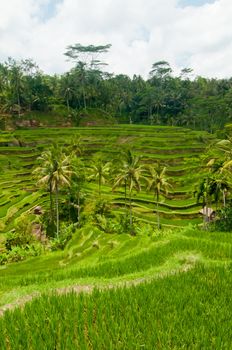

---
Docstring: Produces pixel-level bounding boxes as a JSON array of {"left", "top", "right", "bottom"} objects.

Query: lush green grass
[
  {"left": 0, "top": 124, "right": 230, "bottom": 348},
  {"left": 0, "top": 252, "right": 231, "bottom": 348},
  {"left": 0, "top": 125, "right": 215, "bottom": 237},
  {"left": 0, "top": 222, "right": 231, "bottom": 348},
  {"left": 0, "top": 225, "right": 231, "bottom": 305}
]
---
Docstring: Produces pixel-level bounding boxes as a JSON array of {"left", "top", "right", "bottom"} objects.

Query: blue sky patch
[
  {"left": 178, "top": 0, "right": 216, "bottom": 7},
  {"left": 38, "top": 0, "right": 63, "bottom": 21}
]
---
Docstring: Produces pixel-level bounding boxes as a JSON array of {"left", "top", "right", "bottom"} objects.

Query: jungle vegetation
[{"left": 0, "top": 44, "right": 232, "bottom": 132}]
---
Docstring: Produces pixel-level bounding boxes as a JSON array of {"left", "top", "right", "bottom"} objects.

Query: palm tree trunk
[
  {"left": 49, "top": 182, "right": 54, "bottom": 222},
  {"left": 156, "top": 193, "right": 160, "bottom": 229},
  {"left": 82, "top": 85, "right": 87, "bottom": 111},
  {"left": 68, "top": 192, "right": 71, "bottom": 224},
  {"left": 129, "top": 189, "right": 132, "bottom": 229},
  {"left": 223, "top": 190, "right": 226, "bottom": 207},
  {"left": 124, "top": 180, "right": 127, "bottom": 209},
  {"left": 66, "top": 96, "right": 70, "bottom": 113},
  {"left": 98, "top": 176, "right": 101, "bottom": 197},
  {"left": 204, "top": 197, "right": 209, "bottom": 230},
  {"left": 77, "top": 193, "right": 80, "bottom": 226},
  {"left": 55, "top": 183, "right": 59, "bottom": 238}
]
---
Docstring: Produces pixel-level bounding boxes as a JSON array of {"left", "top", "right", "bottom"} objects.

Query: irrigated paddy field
[
  {"left": 0, "top": 125, "right": 215, "bottom": 236},
  {"left": 1, "top": 125, "right": 230, "bottom": 349}
]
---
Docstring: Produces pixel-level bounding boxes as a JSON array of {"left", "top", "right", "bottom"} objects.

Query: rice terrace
[
  {"left": 1, "top": 122, "right": 232, "bottom": 349},
  {"left": 1, "top": 4, "right": 232, "bottom": 346}
]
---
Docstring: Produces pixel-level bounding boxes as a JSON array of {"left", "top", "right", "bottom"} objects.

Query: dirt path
[{"left": 0, "top": 262, "right": 194, "bottom": 318}]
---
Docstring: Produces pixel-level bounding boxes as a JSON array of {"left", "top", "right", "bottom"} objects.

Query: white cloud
[{"left": 0, "top": 0, "right": 232, "bottom": 78}]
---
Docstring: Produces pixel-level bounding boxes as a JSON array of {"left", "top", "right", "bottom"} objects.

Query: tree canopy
[{"left": 1, "top": 45, "right": 232, "bottom": 133}]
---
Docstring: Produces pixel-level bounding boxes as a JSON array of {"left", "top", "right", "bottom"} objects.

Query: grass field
[
  {"left": 0, "top": 125, "right": 215, "bottom": 236},
  {"left": 0, "top": 226, "right": 231, "bottom": 349},
  {"left": 1, "top": 125, "right": 231, "bottom": 349}
]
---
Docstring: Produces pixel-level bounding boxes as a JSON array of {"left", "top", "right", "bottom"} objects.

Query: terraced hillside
[
  {"left": 0, "top": 125, "right": 215, "bottom": 236},
  {"left": 0, "top": 226, "right": 232, "bottom": 348}
]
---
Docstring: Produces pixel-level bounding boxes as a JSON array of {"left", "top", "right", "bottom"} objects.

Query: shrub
[
  {"left": 50, "top": 223, "right": 76, "bottom": 251},
  {"left": 5, "top": 213, "right": 36, "bottom": 251},
  {"left": 211, "top": 205, "right": 232, "bottom": 232}
]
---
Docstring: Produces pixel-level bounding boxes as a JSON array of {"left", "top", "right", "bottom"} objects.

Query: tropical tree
[
  {"left": 146, "top": 163, "right": 171, "bottom": 229},
  {"left": 195, "top": 177, "right": 213, "bottom": 227},
  {"left": 64, "top": 43, "right": 111, "bottom": 110},
  {"left": 68, "top": 135, "right": 83, "bottom": 157},
  {"left": 5, "top": 58, "right": 24, "bottom": 117},
  {"left": 206, "top": 137, "right": 232, "bottom": 207},
  {"left": 209, "top": 175, "right": 230, "bottom": 208},
  {"left": 149, "top": 61, "right": 172, "bottom": 81},
  {"left": 113, "top": 149, "right": 145, "bottom": 229},
  {"left": 67, "top": 157, "right": 86, "bottom": 225},
  {"left": 33, "top": 145, "right": 73, "bottom": 237},
  {"left": 88, "top": 157, "right": 111, "bottom": 196}
]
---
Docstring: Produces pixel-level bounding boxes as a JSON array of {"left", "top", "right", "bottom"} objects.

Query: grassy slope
[
  {"left": 1, "top": 125, "right": 231, "bottom": 348},
  {"left": 0, "top": 226, "right": 232, "bottom": 348},
  {"left": 0, "top": 226, "right": 231, "bottom": 306},
  {"left": 0, "top": 125, "right": 215, "bottom": 236}
]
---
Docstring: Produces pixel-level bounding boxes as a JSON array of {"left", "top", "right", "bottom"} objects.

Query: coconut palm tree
[
  {"left": 146, "top": 163, "right": 171, "bottom": 229},
  {"left": 33, "top": 145, "right": 73, "bottom": 237},
  {"left": 68, "top": 135, "right": 83, "bottom": 157},
  {"left": 206, "top": 140, "right": 232, "bottom": 208},
  {"left": 113, "top": 149, "right": 145, "bottom": 228},
  {"left": 68, "top": 157, "right": 86, "bottom": 225},
  {"left": 209, "top": 175, "right": 230, "bottom": 209},
  {"left": 206, "top": 138, "right": 232, "bottom": 174},
  {"left": 195, "top": 177, "right": 213, "bottom": 227},
  {"left": 88, "top": 157, "right": 111, "bottom": 196},
  {"left": 216, "top": 137, "right": 232, "bottom": 159}
]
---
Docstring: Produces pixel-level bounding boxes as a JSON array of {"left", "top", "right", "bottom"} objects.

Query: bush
[
  {"left": 5, "top": 213, "right": 35, "bottom": 250},
  {"left": 3, "top": 214, "right": 45, "bottom": 265},
  {"left": 0, "top": 243, "right": 45, "bottom": 265},
  {"left": 50, "top": 223, "right": 76, "bottom": 251},
  {"left": 211, "top": 205, "right": 232, "bottom": 232},
  {"left": 93, "top": 198, "right": 112, "bottom": 217}
]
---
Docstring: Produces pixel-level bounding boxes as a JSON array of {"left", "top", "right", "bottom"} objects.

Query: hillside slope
[
  {"left": 0, "top": 226, "right": 231, "bottom": 348},
  {"left": 0, "top": 125, "right": 215, "bottom": 236}
]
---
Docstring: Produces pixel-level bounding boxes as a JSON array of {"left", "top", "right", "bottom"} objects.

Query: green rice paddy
[
  {"left": 1, "top": 125, "right": 231, "bottom": 349},
  {"left": 0, "top": 125, "right": 215, "bottom": 235}
]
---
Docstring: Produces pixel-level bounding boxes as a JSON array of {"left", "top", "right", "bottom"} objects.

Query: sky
[{"left": 0, "top": 0, "right": 231, "bottom": 79}]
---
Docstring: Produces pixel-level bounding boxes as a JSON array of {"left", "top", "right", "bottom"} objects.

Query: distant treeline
[{"left": 1, "top": 44, "right": 232, "bottom": 132}]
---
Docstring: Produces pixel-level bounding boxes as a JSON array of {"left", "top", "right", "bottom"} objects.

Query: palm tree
[
  {"left": 6, "top": 58, "right": 24, "bottom": 118},
  {"left": 195, "top": 177, "right": 213, "bottom": 227},
  {"left": 33, "top": 145, "right": 73, "bottom": 237},
  {"left": 146, "top": 163, "right": 171, "bottom": 229},
  {"left": 113, "top": 149, "right": 145, "bottom": 228},
  {"left": 33, "top": 148, "right": 55, "bottom": 220},
  {"left": 68, "top": 135, "right": 83, "bottom": 157},
  {"left": 209, "top": 175, "right": 230, "bottom": 209},
  {"left": 64, "top": 87, "right": 73, "bottom": 113},
  {"left": 88, "top": 158, "right": 111, "bottom": 196},
  {"left": 206, "top": 140, "right": 232, "bottom": 208},
  {"left": 216, "top": 137, "right": 232, "bottom": 160},
  {"left": 69, "top": 157, "right": 86, "bottom": 225}
]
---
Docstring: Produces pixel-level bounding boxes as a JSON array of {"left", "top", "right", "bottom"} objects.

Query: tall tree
[
  {"left": 34, "top": 145, "right": 73, "bottom": 237},
  {"left": 88, "top": 157, "right": 111, "bottom": 196},
  {"left": 195, "top": 177, "right": 213, "bottom": 227},
  {"left": 64, "top": 43, "right": 111, "bottom": 110},
  {"left": 113, "top": 149, "right": 145, "bottom": 229},
  {"left": 5, "top": 58, "right": 24, "bottom": 117},
  {"left": 146, "top": 163, "right": 171, "bottom": 229}
]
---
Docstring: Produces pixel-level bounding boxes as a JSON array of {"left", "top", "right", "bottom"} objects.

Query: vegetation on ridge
[{"left": 1, "top": 45, "right": 232, "bottom": 347}]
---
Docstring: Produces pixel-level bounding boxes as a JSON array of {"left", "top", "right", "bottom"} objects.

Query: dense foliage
[{"left": 1, "top": 46, "right": 232, "bottom": 132}]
